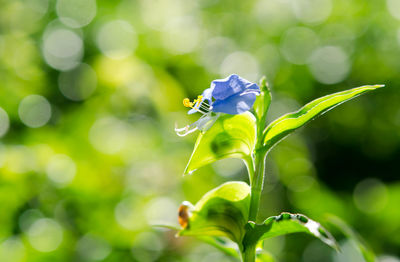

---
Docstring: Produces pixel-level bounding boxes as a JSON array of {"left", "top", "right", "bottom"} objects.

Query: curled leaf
[
  {"left": 178, "top": 181, "right": 251, "bottom": 244},
  {"left": 184, "top": 112, "right": 256, "bottom": 175}
]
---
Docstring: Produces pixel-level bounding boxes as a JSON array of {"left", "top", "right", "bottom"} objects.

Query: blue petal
[
  {"left": 212, "top": 91, "right": 258, "bottom": 115},
  {"left": 202, "top": 87, "right": 213, "bottom": 102},
  {"left": 188, "top": 87, "right": 214, "bottom": 115},
  {"left": 211, "top": 74, "right": 259, "bottom": 100}
]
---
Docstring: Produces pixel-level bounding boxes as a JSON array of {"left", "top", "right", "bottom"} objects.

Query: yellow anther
[
  {"left": 183, "top": 98, "right": 194, "bottom": 108},
  {"left": 193, "top": 95, "right": 203, "bottom": 106},
  {"left": 183, "top": 95, "right": 207, "bottom": 113}
]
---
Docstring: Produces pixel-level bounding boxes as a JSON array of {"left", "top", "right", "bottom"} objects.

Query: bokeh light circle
[
  {"left": 161, "top": 16, "right": 200, "bottom": 54},
  {"left": 26, "top": 0, "right": 50, "bottom": 21},
  {"left": 220, "top": 51, "right": 260, "bottom": 82},
  {"left": 114, "top": 195, "right": 150, "bottom": 231},
  {"left": 4, "top": 146, "right": 38, "bottom": 174},
  {"left": 89, "top": 117, "right": 129, "bottom": 154},
  {"left": 281, "top": 27, "right": 319, "bottom": 65},
  {"left": 27, "top": 218, "right": 63, "bottom": 252},
  {"left": 56, "top": 0, "right": 96, "bottom": 28},
  {"left": 58, "top": 63, "right": 97, "bottom": 101},
  {"left": 131, "top": 232, "right": 164, "bottom": 262},
  {"left": 308, "top": 46, "right": 350, "bottom": 84},
  {"left": 0, "top": 107, "right": 10, "bottom": 137},
  {"left": 18, "top": 95, "right": 51, "bottom": 128},
  {"left": 46, "top": 154, "right": 76, "bottom": 186},
  {"left": 353, "top": 178, "right": 388, "bottom": 214},
  {"left": 0, "top": 237, "right": 25, "bottom": 262},
  {"left": 19, "top": 209, "right": 44, "bottom": 233},
  {"left": 139, "top": 0, "right": 196, "bottom": 30},
  {"left": 254, "top": 0, "right": 296, "bottom": 36},
  {"left": 115, "top": 198, "right": 139, "bottom": 231},
  {"left": 145, "top": 197, "right": 178, "bottom": 225},
  {"left": 319, "top": 23, "right": 355, "bottom": 55},
  {"left": 42, "top": 28, "right": 83, "bottom": 71},
  {"left": 288, "top": 176, "right": 316, "bottom": 192},
  {"left": 292, "top": 0, "right": 332, "bottom": 25},
  {"left": 200, "top": 37, "right": 236, "bottom": 73},
  {"left": 96, "top": 20, "right": 137, "bottom": 60},
  {"left": 76, "top": 234, "right": 111, "bottom": 261},
  {"left": 387, "top": 0, "right": 400, "bottom": 20}
]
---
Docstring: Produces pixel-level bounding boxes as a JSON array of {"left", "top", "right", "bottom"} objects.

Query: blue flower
[{"left": 175, "top": 74, "right": 260, "bottom": 136}]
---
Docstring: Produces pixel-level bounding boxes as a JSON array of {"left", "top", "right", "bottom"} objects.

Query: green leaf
[
  {"left": 256, "top": 250, "right": 275, "bottom": 262},
  {"left": 326, "top": 215, "right": 376, "bottom": 262},
  {"left": 253, "top": 76, "right": 272, "bottom": 122},
  {"left": 197, "top": 236, "right": 240, "bottom": 259},
  {"left": 153, "top": 226, "right": 240, "bottom": 258},
  {"left": 178, "top": 181, "right": 251, "bottom": 244},
  {"left": 243, "top": 212, "right": 338, "bottom": 250},
  {"left": 262, "top": 85, "right": 384, "bottom": 152},
  {"left": 184, "top": 112, "right": 256, "bottom": 175}
]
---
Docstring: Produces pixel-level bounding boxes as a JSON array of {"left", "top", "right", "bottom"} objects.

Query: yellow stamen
[
  {"left": 183, "top": 95, "right": 204, "bottom": 109},
  {"left": 195, "top": 95, "right": 203, "bottom": 106},
  {"left": 183, "top": 98, "right": 194, "bottom": 108}
]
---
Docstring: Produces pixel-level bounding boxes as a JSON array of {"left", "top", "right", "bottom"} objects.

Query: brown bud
[{"left": 178, "top": 201, "right": 192, "bottom": 229}]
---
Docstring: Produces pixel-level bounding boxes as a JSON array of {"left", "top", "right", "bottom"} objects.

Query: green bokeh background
[{"left": 0, "top": 0, "right": 399, "bottom": 261}]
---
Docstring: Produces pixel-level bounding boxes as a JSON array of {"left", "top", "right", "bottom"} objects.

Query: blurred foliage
[{"left": 0, "top": 0, "right": 399, "bottom": 261}]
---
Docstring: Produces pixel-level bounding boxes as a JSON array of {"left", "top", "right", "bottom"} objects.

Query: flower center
[{"left": 182, "top": 95, "right": 210, "bottom": 114}]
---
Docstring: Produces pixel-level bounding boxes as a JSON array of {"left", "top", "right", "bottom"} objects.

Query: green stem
[
  {"left": 244, "top": 156, "right": 255, "bottom": 186},
  {"left": 248, "top": 149, "right": 266, "bottom": 222},
  {"left": 242, "top": 149, "right": 266, "bottom": 262},
  {"left": 248, "top": 84, "right": 269, "bottom": 223},
  {"left": 242, "top": 79, "right": 270, "bottom": 261},
  {"left": 241, "top": 243, "right": 257, "bottom": 262}
]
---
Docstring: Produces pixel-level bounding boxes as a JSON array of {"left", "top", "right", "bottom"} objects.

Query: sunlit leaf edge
[
  {"left": 262, "top": 84, "right": 384, "bottom": 152},
  {"left": 243, "top": 212, "right": 338, "bottom": 251}
]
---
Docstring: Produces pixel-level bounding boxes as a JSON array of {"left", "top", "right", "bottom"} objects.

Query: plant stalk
[
  {"left": 241, "top": 243, "right": 257, "bottom": 262},
  {"left": 249, "top": 104, "right": 268, "bottom": 223},
  {"left": 242, "top": 80, "right": 270, "bottom": 261},
  {"left": 243, "top": 145, "right": 267, "bottom": 262},
  {"left": 248, "top": 149, "right": 266, "bottom": 222}
]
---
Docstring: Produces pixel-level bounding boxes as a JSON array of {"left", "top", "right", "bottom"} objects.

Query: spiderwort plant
[{"left": 174, "top": 74, "right": 384, "bottom": 262}]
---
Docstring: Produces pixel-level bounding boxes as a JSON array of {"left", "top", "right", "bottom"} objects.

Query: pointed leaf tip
[{"left": 262, "top": 84, "right": 384, "bottom": 153}]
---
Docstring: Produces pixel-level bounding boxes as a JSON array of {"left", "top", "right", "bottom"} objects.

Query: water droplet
[{"left": 297, "top": 214, "right": 308, "bottom": 223}]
